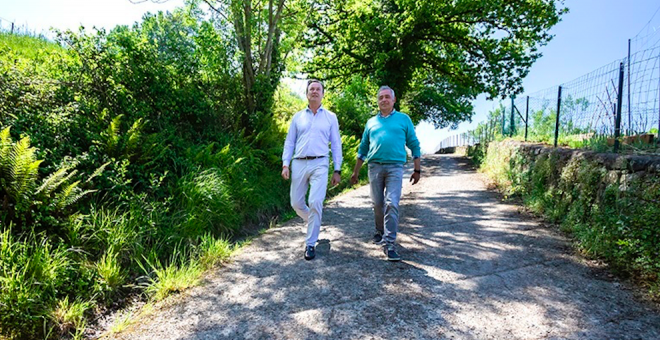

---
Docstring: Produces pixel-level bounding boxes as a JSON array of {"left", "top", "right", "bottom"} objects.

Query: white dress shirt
[{"left": 282, "top": 106, "right": 343, "bottom": 171}]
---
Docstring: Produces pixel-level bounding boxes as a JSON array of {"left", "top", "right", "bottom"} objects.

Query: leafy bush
[
  {"left": 0, "top": 4, "right": 371, "bottom": 337},
  {"left": 481, "top": 141, "right": 660, "bottom": 299},
  {"left": 326, "top": 76, "right": 377, "bottom": 138}
]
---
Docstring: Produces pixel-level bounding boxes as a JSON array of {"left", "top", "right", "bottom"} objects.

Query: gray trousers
[{"left": 368, "top": 163, "right": 404, "bottom": 245}]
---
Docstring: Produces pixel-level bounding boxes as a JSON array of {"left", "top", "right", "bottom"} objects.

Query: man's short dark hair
[{"left": 306, "top": 79, "right": 324, "bottom": 94}]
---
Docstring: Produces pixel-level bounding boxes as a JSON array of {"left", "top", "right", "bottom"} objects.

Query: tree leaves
[{"left": 305, "top": 0, "right": 567, "bottom": 127}]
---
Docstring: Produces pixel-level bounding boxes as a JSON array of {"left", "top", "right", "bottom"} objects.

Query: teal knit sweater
[{"left": 357, "top": 110, "right": 421, "bottom": 164}]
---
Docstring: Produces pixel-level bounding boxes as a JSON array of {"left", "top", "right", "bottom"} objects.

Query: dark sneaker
[
  {"left": 372, "top": 232, "right": 384, "bottom": 244},
  {"left": 384, "top": 244, "right": 401, "bottom": 262},
  {"left": 304, "top": 245, "right": 316, "bottom": 260}
]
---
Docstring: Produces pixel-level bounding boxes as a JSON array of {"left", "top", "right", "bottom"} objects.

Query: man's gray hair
[{"left": 377, "top": 85, "right": 395, "bottom": 98}]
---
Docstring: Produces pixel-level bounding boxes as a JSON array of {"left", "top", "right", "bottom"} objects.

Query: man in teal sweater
[{"left": 350, "top": 85, "right": 421, "bottom": 261}]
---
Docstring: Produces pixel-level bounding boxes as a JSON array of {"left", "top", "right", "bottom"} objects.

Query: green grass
[
  {"left": 139, "top": 247, "right": 203, "bottom": 302},
  {"left": 0, "top": 27, "right": 373, "bottom": 339},
  {"left": 480, "top": 141, "right": 660, "bottom": 300},
  {"left": 0, "top": 32, "right": 61, "bottom": 58},
  {"left": 197, "top": 233, "right": 234, "bottom": 270},
  {"left": 0, "top": 227, "right": 71, "bottom": 339},
  {"left": 48, "top": 296, "right": 92, "bottom": 339},
  {"left": 96, "top": 252, "right": 127, "bottom": 291},
  {"left": 109, "top": 310, "right": 134, "bottom": 334}
]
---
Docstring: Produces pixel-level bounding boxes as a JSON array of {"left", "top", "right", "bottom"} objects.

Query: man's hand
[
  {"left": 351, "top": 158, "right": 365, "bottom": 185},
  {"left": 350, "top": 172, "right": 359, "bottom": 185},
  {"left": 409, "top": 171, "right": 420, "bottom": 185},
  {"left": 331, "top": 172, "right": 341, "bottom": 186},
  {"left": 281, "top": 166, "right": 290, "bottom": 180}
]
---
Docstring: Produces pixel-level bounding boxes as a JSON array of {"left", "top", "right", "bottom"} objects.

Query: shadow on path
[{"left": 115, "top": 154, "right": 660, "bottom": 340}]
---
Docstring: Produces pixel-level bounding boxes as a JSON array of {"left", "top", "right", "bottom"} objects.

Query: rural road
[{"left": 112, "top": 154, "right": 660, "bottom": 340}]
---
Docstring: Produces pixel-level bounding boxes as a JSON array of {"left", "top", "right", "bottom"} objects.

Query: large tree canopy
[{"left": 304, "top": 0, "right": 567, "bottom": 128}]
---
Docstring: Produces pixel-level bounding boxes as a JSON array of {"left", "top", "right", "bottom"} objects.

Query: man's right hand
[
  {"left": 350, "top": 173, "right": 359, "bottom": 185},
  {"left": 281, "top": 166, "right": 290, "bottom": 180}
]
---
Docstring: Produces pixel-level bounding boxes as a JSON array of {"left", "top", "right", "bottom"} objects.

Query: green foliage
[
  {"left": 203, "top": 0, "right": 305, "bottom": 133},
  {"left": 0, "top": 3, "right": 368, "bottom": 338},
  {"left": 197, "top": 233, "right": 234, "bottom": 270},
  {"left": 0, "top": 126, "right": 95, "bottom": 233},
  {"left": 174, "top": 167, "right": 240, "bottom": 237},
  {"left": 96, "top": 251, "right": 127, "bottom": 293},
  {"left": 139, "top": 247, "right": 202, "bottom": 301},
  {"left": 0, "top": 227, "right": 71, "bottom": 339},
  {"left": 326, "top": 76, "right": 377, "bottom": 138},
  {"left": 306, "top": 0, "right": 567, "bottom": 127},
  {"left": 481, "top": 141, "right": 660, "bottom": 298},
  {"left": 48, "top": 296, "right": 92, "bottom": 339},
  {"left": 0, "top": 32, "right": 62, "bottom": 59},
  {"left": 272, "top": 84, "right": 306, "bottom": 127},
  {"left": 466, "top": 144, "right": 486, "bottom": 167},
  {"left": 468, "top": 105, "right": 506, "bottom": 144},
  {"left": 327, "top": 134, "right": 365, "bottom": 196}
]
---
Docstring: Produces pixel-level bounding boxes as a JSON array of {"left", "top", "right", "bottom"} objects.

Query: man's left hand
[
  {"left": 331, "top": 172, "right": 341, "bottom": 186},
  {"left": 410, "top": 172, "right": 420, "bottom": 185}
]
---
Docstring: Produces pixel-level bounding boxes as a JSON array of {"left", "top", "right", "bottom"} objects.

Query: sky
[
  {"left": 419, "top": 0, "right": 660, "bottom": 153},
  {"left": 2, "top": 0, "right": 660, "bottom": 153},
  {"left": 0, "top": 0, "right": 186, "bottom": 34}
]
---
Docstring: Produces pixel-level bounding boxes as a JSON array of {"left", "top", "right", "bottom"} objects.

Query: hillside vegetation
[
  {"left": 0, "top": 15, "right": 361, "bottom": 340},
  {"left": 0, "top": 0, "right": 567, "bottom": 337}
]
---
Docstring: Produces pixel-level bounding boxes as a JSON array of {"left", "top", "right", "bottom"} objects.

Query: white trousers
[{"left": 290, "top": 158, "right": 329, "bottom": 246}]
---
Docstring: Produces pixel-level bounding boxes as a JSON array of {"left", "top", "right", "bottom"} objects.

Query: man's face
[
  {"left": 378, "top": 89, "right": 396, "bottom": 113},
  {"left": 306, "top": 82, "right": 324, "bottom": 102}
]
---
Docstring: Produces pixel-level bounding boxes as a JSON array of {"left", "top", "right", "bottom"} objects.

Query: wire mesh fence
[
  {"left": 0, "top": 17, "right": 52, "bottom": 38},
  {"left": 436, "top": 133, "right": 478, "bottom": 150},
  {"left": 454, "top": 43, "right": 660, "bottom": 154}
]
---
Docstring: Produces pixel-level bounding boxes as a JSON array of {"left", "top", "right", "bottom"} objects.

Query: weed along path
[{"left": 111, "top": 154, "right": 660, "bottom": 339}]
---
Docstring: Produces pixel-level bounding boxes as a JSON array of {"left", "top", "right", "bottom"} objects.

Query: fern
[
  {"left": 103, "top": 114, "right": 123, "bottom": 153},
  {"left": 6, "top": 136, "right": 42, "bottom": 203},
  {"left": 0, "top": 127, "right": 11, "bottom": 163},
  {"left": 86, "top": 162, "right": 110, "bottom": 184},
  {"left": 54, "top": 181, "right": 95, "bottom": 210},
  {"left": 36, "top": 167, "right": 74, "bottom": 196},
  {"left": 0, "top": 127, "right": 12, "bottom": 184},
  {"left": 0, "top": 126, "right": 101, "bottom": 229},
  {"left": 126, "top": 118, "right": 145, "bottom": 154}
]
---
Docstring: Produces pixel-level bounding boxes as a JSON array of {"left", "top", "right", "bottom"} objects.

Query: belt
[{"left": 294, "top": 155, "right": 326, "bottom": 160}]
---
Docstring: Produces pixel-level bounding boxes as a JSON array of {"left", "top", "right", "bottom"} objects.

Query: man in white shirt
[{"left": 282, "top": 79, "right": 342, "bottom": 260}]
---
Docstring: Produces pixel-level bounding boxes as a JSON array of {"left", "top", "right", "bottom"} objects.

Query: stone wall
[
  {"left": 478, "top": 141, "right": 660, "bottom": 296},
  {"left": 511, "top": 141, "right": 660, "bottom": 191}
]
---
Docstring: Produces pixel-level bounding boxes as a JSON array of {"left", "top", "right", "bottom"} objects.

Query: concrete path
[{"left": 114, "top": 154, "right": 660, "bottom": 340}]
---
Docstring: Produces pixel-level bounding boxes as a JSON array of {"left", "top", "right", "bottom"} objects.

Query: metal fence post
[
  {"left": 510, "top": 96, "right": 516, "bottom": 137},
  {"left": 554, "top": 86, "right": 562, "bottom": 148},
  {"left": 525, "top": 96, "right": 529, "bottom": 141},
  {"left": 627, "top": 39, "right": 631, "bottom": 135},
  {"left": 11, "top": 22, "right": 14, "bottom": 34},
  {"left": 491, "top": 118, "right": 495, "bottom": 142},
  {"left": 614, "top": 62, "right": 624, "bottom": 152},
  {"left": 502, "top": 107, "right": 505, "bottom": 136}
]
